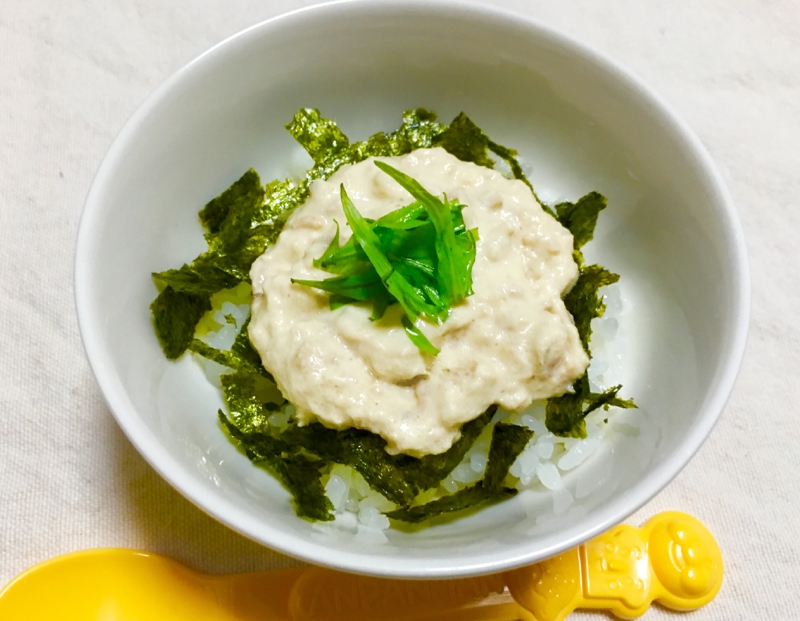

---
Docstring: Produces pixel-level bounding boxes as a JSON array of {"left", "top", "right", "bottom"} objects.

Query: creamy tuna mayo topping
[{"left": 249, "top": 148, "right": 588, "bottom": 456}]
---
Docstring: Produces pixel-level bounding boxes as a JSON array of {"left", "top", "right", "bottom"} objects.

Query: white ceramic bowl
[{"left": 75, "top": 0, "right": 749, "bottom": 577}]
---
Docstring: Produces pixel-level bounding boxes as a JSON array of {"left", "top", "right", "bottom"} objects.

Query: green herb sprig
[{"left": 291, "top": 163, "right": 479, "bottom": 355}]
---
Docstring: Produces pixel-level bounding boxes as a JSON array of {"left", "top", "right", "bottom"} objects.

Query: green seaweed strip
[
  {"left": 564, "top": 264, "right": 620, "bottom": 351},
  {"left": 286, "top": 108, "right": 350, "bottom": 165},
  {"left": 433, "top": 112, "right": 540, "bottom": 203},
  {"left": 432, "top": 113, "right": 495, "bottom": 169},
  {"left": 278, "top": 405, "right": 497, "bottom": 507},
  {"left": 202, "top": 170, "right": 269, "bottom": 282},
  {"left": 546, "top": 374, "right": 636, "bottom": 438},
  {"left": 273, "top": 455, "right": 335, "bottom": 521},
  {"left": 387, "top": 422, "right": 530, "bottom": 523},
  {"left": 187, "top": 339, "right": 238, "bottom": 368},
  {"left": 387, "top": 486, "right": 516, "bottom": 524},
  {"left": 150, "top": 287, "right": 211, "bottom": 360},
  {"left": 546, "top": 259, "right": 637, "bottom": 437},
  {"left": 541, "top": 191, "right": 636, "bottom": 437},
  {"left": 220, "top": 372, "right": 281, "bottom": 435},
  {"left": 219, "top": 412, "right": 332, "bottom": 521},
  {"left": 402, "top": 406, "right": 497, "bottom": 490},
  {"left": 554, "top": 192, "right": 608, "bottom": 265},
  {"left": 187, "top": 338, "right": 272, "bottom": 380},
  {"left": 149, "top": 170, "right": 267, "bottom": 358},
  {"left": 281, "top": 424, "right": 420, "bottom": 507},
  {"left": 545, "top": 377, "right": 588, "bottom": 439},
  {"left": 286, "top": 108, "right": 445, "bottom": 185},
  {"left": 152, "top": 261, "right": 239, "bottom": 295},
  {"left": 483, "top": 423, "right": 534, "bottom": 490},
  {"left": 230, "top": 316, "right": 269, "bottom": 377},
  {"left": 487, "top": 140, "right": 533, "bottom": 190},
  {"left": 199, "top": 168, "right": 265, "bottom": 235}
]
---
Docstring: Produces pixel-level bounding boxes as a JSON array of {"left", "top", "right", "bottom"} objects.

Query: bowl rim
[{"left": 74, "top": 0, "right": 750, "bottom": 578}]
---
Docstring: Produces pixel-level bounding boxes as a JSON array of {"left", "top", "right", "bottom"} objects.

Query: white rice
[{"left": 198, "top": 282, "right": 629, "bottom": 537}]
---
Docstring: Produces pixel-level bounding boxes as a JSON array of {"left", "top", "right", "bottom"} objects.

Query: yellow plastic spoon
[{"left": 0, "top": 511, "right": 722, "bottom": 621}]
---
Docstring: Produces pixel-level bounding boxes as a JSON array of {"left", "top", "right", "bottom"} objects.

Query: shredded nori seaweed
[
  {"left": 386, "top": 486, "right": 518, "bottom": 524},
  {"left": 483, "top": 424, "right": 534, "bottom": 490},
  {"left": 152, "top": 261, "right": 240, "bottom": 295},
  {"left": 199, "top": 168, "right": 265, "bottom": 235},
  {"left": 150, "top": 286, "right": 212, "bottom": 360},
  {"left": 188, "top": 316, "right": 272, "bottom": 379},
  {"left": 433, "top": 112, "right": 537, "bottom": 200},
  {"left": 150, "top": 170, "right": 268, "bottom": 358},
  {"left": 564, "top": 264, "right": 620, "bottom": 351},
  {"left": 543, "top": 192, "right": 637, "bottom": 438},
  {"left": 402, "top": 406, "right": 497, "bottom": 490},
  {"left": 230, "top": 316, "right": 267, "bottom": 374},
  {"left": 545, "top": 374, "right": 636, "bottom": 439},
  {"left": 286, "top": 108, "right": 351, "bottom": 165},
  {"left": 277, "top": 405, "right": 497, "bottom": 508},
  {"left": 219, "top": 371, "right": 281, "bottom": 435},
  {"left": 150, "top": 108, "right": 636, "bottom": 522},
  {"left": 219, "top": 411, "right": 332, "bottom": 521},
  {"left": 432, "top": 113, "right": 496, "bottom": 169},
  {"left": 281, "top": 424, "right": 420, "bottom": 507},
  {"left": 387, "top": 423, "right": 532, "bottom": 523},
  {"left": 554, "top": 191, "right": 607, "bottom": 265}
]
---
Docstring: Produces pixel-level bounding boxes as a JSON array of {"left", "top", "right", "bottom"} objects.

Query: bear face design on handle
[{"left": 647, "top": 512, "right": 723, "bottom": 611}]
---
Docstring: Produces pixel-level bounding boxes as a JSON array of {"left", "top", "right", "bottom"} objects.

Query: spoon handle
[
  {"left": 205, "top": 567, "right": 306, "bottom": 620},
  {"left": 505, "top": 511, "right": 723, "bottom": 621},
  {"left": 287, "top": 568, "right": 521, "bottom": 621},
  {"left": 283, "top": 512, "right": 722, "bottom": 621}
]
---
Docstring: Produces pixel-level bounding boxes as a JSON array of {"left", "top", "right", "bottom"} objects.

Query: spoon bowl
[{"left": 0, "top": 548, "right": 303, "bottom": 621}]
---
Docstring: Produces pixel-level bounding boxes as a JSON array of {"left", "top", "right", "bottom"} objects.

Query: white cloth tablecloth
[{"left": 2, "top": 1, "right": 799, "bottom": 618}]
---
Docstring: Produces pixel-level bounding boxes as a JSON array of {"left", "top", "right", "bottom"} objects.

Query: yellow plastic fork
[{"left": 0, "top": 511, "right": 722, "bottom": 621}]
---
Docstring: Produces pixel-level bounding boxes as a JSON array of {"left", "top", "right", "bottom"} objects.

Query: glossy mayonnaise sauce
[{"left": 249, "top": 149, "right": 588, "bottom": 456}]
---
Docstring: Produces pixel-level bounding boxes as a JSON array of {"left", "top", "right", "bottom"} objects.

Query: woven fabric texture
[{"left": 1, "top": 1, "right": 799, "bottom": 618}]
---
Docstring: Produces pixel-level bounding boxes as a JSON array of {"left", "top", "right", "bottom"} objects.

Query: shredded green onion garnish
[{"left": 291, "top": 162, "right": 479, "bottom": 354}]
